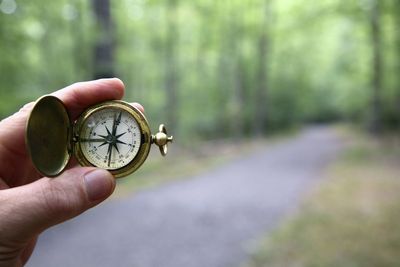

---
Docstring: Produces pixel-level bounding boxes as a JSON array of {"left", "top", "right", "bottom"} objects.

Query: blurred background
[
  {"left": 1, "top": 0, "right": 400, "bottom": 267},
  {"left": 1, "top": 0, "right": 399, "bottom": 135}
]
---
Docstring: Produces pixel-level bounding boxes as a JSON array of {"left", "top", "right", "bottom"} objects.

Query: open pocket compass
[{"left": 26, "top": 96, "right": 173, "bottom": 178}]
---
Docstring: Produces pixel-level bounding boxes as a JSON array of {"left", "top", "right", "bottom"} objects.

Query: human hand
[{"left": 0, "top": 78, "right": 143, "bottom": 267}]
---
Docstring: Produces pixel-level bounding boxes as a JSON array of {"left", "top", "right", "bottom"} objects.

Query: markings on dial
[{"left": 80, "top": 108, "right": 141, "bottom": 170}]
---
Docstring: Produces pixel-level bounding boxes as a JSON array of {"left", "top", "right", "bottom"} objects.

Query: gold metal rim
[
  {"left": 73, "top": 100, "right": 151, "bottom": 178},
  {"left": 25, "top": 95, "right": 72, "bottom": 177}
]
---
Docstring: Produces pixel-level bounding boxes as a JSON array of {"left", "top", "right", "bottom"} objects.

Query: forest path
[{"left": 27, "top": 126, "right": 343, "bottom": 267}]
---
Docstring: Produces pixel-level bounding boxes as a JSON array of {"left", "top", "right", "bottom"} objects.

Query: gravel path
[{"left": 27, "top": 126, "right": 342, "bottom": 267}]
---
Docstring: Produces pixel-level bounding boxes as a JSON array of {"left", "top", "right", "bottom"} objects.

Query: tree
[
  {"left": 92, "top": 0, "right": 114, "bottom": 79},
  {"left": 164, "top": 0, "right": 179, "bottom": 132},
  {"left": 368, "top": 0, "right": 383, "bottom": 134},
  {"left": 253, "top": 0, "right": 272, "bottom": 135},
  {"left": 394, "top": 0, "right": 400, "bottom": 128}
]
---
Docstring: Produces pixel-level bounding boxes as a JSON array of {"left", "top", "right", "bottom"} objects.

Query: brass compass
[{"left": 25, "top": 95, "right": 173, "bottom": 178}]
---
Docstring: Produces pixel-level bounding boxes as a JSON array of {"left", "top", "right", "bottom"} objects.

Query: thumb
[{"left": 0, "top": 167, "right": 115, "bottom": 244}]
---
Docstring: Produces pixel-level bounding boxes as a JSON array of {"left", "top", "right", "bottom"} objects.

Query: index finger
[{"left": 53, "top": 78, "right": 125, "bottom": 119}]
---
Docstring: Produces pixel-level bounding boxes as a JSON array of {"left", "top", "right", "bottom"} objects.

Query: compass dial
[{"left": 78, "top": 108, "right": 141, "bottom": 170}]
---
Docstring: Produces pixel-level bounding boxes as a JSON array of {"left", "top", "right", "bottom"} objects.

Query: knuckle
[
  {"left": 70, "top": 81, "right": 84, "bottom": 89},
  {"left": 0, "top": 102, "right": 33, "bottom": 126},
  {"left": 18, "top": 102, "right": 35, "bottom": 114}
]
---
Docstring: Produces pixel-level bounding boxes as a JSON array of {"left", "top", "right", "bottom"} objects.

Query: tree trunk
[
  {"left": 253, "top": 1, "right": 271, "bottom": 135},
  {"left": 216, "top": 47, "right": 230, "bottom": 137},
  {"left": 232, "top": 55, "right": 245, "bottom": 138},
  {"left": 395, "top": 0, "right": 400, "bottom": 128},
  {"left": 71, "top": 0, "right": 90, "bottom": 80},
  {"left": 231, "top": 7, "right": 245, "bottom": 139},
  {"left": 92, "top": 0, "right": 114, "bottom": 79},
  {"left": 164, "top": 0, "right": 179, "bottom": 132},
  {"left": 369, "top": 0, "right": 382, "bottom": 134},
  {"left": 215, "top": 6, "right": 233, "bottom": 137}
]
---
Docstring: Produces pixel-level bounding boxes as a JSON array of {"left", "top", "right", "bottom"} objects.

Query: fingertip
[
  {"left": 106, "top": 77, "right": 125, "bottom": 96},
  {"left": 132, "top": 102, "right": 145, "bottom": 113},
  {"left": 53, "top": 78, "right": 127, "bottom": 119},
  {"left": 95, "top": 78, "right": 125, "bottom": 99}
]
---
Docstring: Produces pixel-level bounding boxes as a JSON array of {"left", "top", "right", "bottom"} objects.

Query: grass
[{"left": 243, "top": 127, "right": 400, "bottom": 267}]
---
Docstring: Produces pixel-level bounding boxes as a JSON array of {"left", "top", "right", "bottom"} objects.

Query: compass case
[
  {"left": 73, "top": 100, "right": 152, "bottom": 178},
  {"left": 26, "top": 95, "right": 72, "bottom": 177}
]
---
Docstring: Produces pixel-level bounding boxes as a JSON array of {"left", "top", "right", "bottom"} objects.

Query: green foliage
[
  {"left": 0, "top": 0, "right": 399, "bottom": 139},
  {"left": 0, "top": 0, "right": 93, "bottom": 117}
]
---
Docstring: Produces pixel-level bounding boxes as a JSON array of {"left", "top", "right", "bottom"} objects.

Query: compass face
[{"left": 78, "top": 108, "right": 141, "bottom": 170}]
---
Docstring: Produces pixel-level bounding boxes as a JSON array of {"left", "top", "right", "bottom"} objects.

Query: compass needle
[
  {"left": 80, "top": 138, "right": 105, "bottom": 143},
  {"left": 115, "top": 132, "right": 126, "bottom": 139},
  {"left": 113, "top": 143, "right": 120, "bottom": 154},
  {"left": 107, "top": 143, "right": 112, "bottom": 167},
  {"left": 98, "top": 142, "right": 108, "bottom": 147},
  {"left": 116, "top": 140, "right": 127, "bottom": 145},
  {"left": 105, "top": 126, "right": 112, "bottom": 136}
]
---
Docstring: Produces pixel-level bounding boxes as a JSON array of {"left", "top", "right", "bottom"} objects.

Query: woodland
[{"left": 0, "top": 0, "right": 399, "bottom": 141}]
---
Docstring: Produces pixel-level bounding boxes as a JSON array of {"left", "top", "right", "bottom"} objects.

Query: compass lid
[{"left": 26, "top": 95, "right": 72, "bottom": 177}]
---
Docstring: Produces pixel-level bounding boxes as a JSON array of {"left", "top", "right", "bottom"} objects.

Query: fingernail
[{"left": 84, "top": 169, "right": 115, "bottom": 201}]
